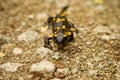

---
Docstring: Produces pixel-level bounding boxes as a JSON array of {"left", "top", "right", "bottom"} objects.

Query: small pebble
[
  {"left": 12, "top": 47, "right": 23, "bottom": 55},
  {"left": 71, "top": 68, "right": 78, "bottom": 74},
  {"left": 52, "top": 78, "right": 61, "bottom": 80},
  {"left": 36, "top": 12, "right": 47, "bottom": 20},
  {"left": 95, "top": 5, "right": 105, "bottom": 11},
  {"left": 101, "top": 34, "right": 110, "bottom": 41},
  {"left": 36, "top": 47, "right": 53, "bottom": 58},
  {"left": 30, "top": 60, "right": 56, "bottom": 75},
  {"left": 85, "top": 0, "right": 93, "bottom": 7},
  {"left": 17, "top": 30, "right": 39, "bottom": 43},
  {"left": 89, "top": 70, "right": 98, "bottom": 75},
  {"left": 56, "top": 0, "right": 69, "bottom": 8},
  {"left": 55, "top": 73, "right": 66, "bottom": 79},
  {"left": 27, "top": 14, "right": 35, "bottom": 19},
  {"left": 101, "top": 34, "right": 117, "bottom": 41},
  {"left": 0, "top": 52, "right": 5, "bottom": 57},
  {"left": 93, "top": 25, "right": 111, "bottom": 33},
  {"left": 0, "top": 62, "right": 23, "bottom": 72},
  {"left": 18, "top": 77, "right": 24, "bottom": 80},
  {"left": 57, "top": 68, "right": 69, "bottom": 75},
  {"left": 52, "top": 52, "right": 61, "bottom": 60}
]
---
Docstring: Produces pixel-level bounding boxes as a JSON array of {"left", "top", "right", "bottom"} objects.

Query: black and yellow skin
[{"left": 44, "top": 6, "right": 78, "bottom": 49}]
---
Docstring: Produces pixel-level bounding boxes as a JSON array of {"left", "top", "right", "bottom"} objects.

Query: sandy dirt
[{"left": 0, "top": 0, "right": 120, "bottom": 80}]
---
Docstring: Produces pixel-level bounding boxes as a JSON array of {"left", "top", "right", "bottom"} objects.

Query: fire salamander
[{"left": 44, "top": 6, "right": 78, "bottom": 49}]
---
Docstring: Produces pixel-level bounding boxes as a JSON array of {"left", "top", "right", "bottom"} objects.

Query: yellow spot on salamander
[
  {"left": 67, "top": 32, "right": 72, "bottom": 36},
  {"left": 70, "top": 28, "right": 76, "bottom": 31},
  {"left": 48, "top": 34, "right": 53, "bottom": 38},
  {"left": 62, "top": 18, "right": 65, "bottom": 21},
  {"left": 62, "top": 25, "right": 66, "bottom": 29},
  {"left": 56, "top": 27, "right": 60, "bottom": 30},
  {"left": 64, "top": 34, "right": 67, "bottom": 37},
  {"left": 53, "top": 32, "right": 57, "bottom": 37},
  {"left": 56, "top": 18, "right": 65, "bottom": 23},
  {"left": 54, "top": 34, "right": 57, "bottom": 37},
  {"left": 56, "top": 18, "right": 62, "bottom": 23}
]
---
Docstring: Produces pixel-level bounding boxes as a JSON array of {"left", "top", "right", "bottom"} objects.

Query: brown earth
[{"left": 0, "top": 0, "right": 120, "bottom": 80}]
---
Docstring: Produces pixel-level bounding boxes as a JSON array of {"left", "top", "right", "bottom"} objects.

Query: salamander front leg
[
  {"left": 44, "top": 36, "right": 53, "bottom": 49},
  {"left": 46, "top": 16, "right": 54, "bottom": 27},
  {"left": 69, "top": 22, "right": 79, "bottom": 34}
]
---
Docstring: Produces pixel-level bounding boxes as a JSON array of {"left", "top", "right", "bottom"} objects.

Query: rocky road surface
[{"left": 0, "top": 0, "right": 120, "bottom": 80}]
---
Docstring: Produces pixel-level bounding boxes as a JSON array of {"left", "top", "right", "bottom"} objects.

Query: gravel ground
[{"left": 0, "top": 0, "right": 120, "bottom": 80}]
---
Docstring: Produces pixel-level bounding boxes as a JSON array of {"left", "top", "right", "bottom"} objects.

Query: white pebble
[
  {"left": 0, "top": 62, "right": 23, "bottom": 72},
  {"left": 93, "top": 25, "right": 111, "bottom": 33},
  {"left": 101, "top": 34, "right": 110, "bottom": 41},
  {"left": 71, "top": 68, "right": 78, "bottom": 74},
  {"left": 95, "top": 5, "right": 105, "bottom": 11},
  {"left": 36, "top": 47, "right": 53, "bottom": 58},
  {"left": 57, "top": 68, "right": 69, "bottom": 75},
  {"left": 52, "top": 78, "right": 61, "bottom": 80},
  {"left": 17, "top": 30, "right": 39, "bottom": 43},
  {"left": 27, "top": 14, "right": 35, "bottom": 19},
  {"left": 30, "top": 60, "right": 56, "bottom": 75},
  {"left": 52, "top": 52, "right": 61, "bottom": 60},
  {"left": 89, "top": 70, "right": 98, "bottom": 75},
  {"left": 12, "top": 47, "right": 23, "bottom": 55},
  {"left": 36, "top": 12, "right": 47, "bottom": 20},
  {"left": 101, "top": 34, "right": 117, "bottom": 41}
]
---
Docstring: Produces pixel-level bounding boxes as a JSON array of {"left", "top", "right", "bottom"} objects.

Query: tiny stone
[
  {"left": 36, "top": 47, "right": 53, "bottom": 58},
  {"left": 12, "top": 47, "right": 23, "bottom": 55},
  {"left": 95, "top": 5, "right": 105, "bottom": 11},
  {"left": 93, "top": 25, "right": 111, "bottom": 33},
  {"left": 82, "top": 55, "right": 87, "bottom": 58},
  {"left": 86, "top": 41, "right": 91, "bottom": 46},
  {"left": 0, "top": 52, "right": 5, "bottom": 57},
  {"left": 27, "top": 14, "right": 34, "bottom": 19},
  {"left": 89, "top": 70, "right": 98, "bottom": 75},
  {"left": 17, "top": 30, "right": 39, "bottom": 43},
  {"left": 18, "top": 77, "right": 24, "bottom": 80},
  {"left": 57, "top": 68, "right": 69, "bottom": 75},
  {"left": 85, "top": 0, "right": 93, "bottom": 7},
  {"left": 36, "top": 12, "right": 47, "bottom": 20},
  {"left": 0, "top": 62, "right": 23, "bottom": 72},
  {"left": 101, "top": 34, "right": 110, "bottom": 41},
  {"left": 104, "top": 50, "right": 108, "bottom": 53},
  {"left": 27, "top": 75, "right": 33, "bottom": 79},
  {"left": 30, "top": 60, "right": 56, "bottom": 75},
  {"left": 52, "top": 52, "right": 61, "bottom": 60},
  {"left": 52, "top": 78, "right": 61, "bottom": 80},
  {"left": 55, "top": 73, "right": 66, "bottom": 79},
  {"left": 21, "top": 21, "right": 26, "bottom": 26},
  {"left": 71, "top": 68, "right": 78, "bottom": 74},
  {"left": 56, "top": 0, "right": 69, "bottom": 8}
]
